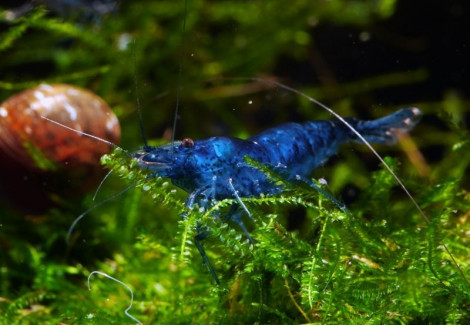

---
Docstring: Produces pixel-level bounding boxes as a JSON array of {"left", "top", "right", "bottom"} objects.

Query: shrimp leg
[
  {"left": 187, "top": 180, "right": 256, "bottom": 284},
  {"left": 224, "top": 205, "right": 255, "bottom": 243},
  {"left": 194, "top": 224, "right": 220, "bottom": 285},
  {"left": 184, "top": 186, "right": 210, "bottom": 212},
  {"left": 227, "top": 178, "right": 256, "bottom": 243},
  {"left": 185, "top": 187, "right": 221, "bottom": 284}
]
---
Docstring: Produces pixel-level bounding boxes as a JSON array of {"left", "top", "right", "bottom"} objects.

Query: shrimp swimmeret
[{"left": 133, "top": 106, "right": 422, "bottom": 284}]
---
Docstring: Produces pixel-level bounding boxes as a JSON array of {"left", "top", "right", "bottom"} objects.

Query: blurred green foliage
[{"left": 1, "top": 0, "right": 470, "bottom": 324}]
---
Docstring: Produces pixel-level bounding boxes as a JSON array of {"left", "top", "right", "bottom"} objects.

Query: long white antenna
[
  {"left": 66, "top": 184, "right": 135, "bottom": 244},
  {"left": 171, "top": 0, "right": 188, "bottom": 154},
  {"left": 132, "top": 39, "right": 149, "bottom": 149},
  {"left": 40, "top": 116, "right": 123, "bottom": 151}
]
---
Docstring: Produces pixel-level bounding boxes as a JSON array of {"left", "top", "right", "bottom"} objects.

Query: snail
[{"left": 0, "top": 83, "right": 120, "bottom": 213}]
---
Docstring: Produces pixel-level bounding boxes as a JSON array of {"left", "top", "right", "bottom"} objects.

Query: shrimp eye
[{"left": 181, "top": 138, "right": 194, "bottom": 148}]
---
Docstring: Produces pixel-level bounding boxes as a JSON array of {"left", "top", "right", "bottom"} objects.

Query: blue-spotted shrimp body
[
  {"left": 135, "top": 107, "right": 421, "bottom": 204},
  {"left": 133, "top": 107, "right": 421, "bottom": 284}
]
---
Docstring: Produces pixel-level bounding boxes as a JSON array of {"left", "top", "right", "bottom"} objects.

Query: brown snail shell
[{"left": 0, "top": 83, "right": 121, "bottom": 213}]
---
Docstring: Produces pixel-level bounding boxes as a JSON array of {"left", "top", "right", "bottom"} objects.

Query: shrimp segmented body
[{"left": 134, "top": 107, "right": 422, "bottom": 284}]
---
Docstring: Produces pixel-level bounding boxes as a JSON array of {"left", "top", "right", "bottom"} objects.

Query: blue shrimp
[{"left": 134, "top": 107, "right": 422, "bottom": 284}]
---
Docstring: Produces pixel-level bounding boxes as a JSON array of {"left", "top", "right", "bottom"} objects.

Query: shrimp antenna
[
  {"left": 88, "top": 271, "right": 142, "bottom": 324},
  {"left": 41, "top": 115, "right": 129, "bottom": 200},
  {"left": 132, "top": 39, "right": 149, "bottom": 150},
  {"left": 171, "top": 0, "right": 188, "bottom": 155},
  {"left": 248, "top": 77, "right": 469, "bottom": 288},
  {"left": 66, "top": 183, "right": 135, "bottom": 244},
  {"left": 40, "top": 116, "right": 125, "bottom": 152},
  {"left": 93, "top": 169, "right": 114, "bottom": 201}
]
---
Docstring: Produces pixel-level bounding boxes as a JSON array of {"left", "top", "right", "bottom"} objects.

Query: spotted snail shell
[{"left": 0, "top": 83, "right": 121, "bottom": 213}]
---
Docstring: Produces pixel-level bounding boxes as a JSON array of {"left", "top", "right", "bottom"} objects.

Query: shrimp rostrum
[{"left": 134, "top": 107, "right": 422, "bottom": 284}]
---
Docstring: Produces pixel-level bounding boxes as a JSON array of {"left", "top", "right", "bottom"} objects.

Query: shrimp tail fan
[{"left": 348, "top": 107, "right": 422, "bottom": 145}]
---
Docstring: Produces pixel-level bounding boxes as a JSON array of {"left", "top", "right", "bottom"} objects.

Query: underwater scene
[{"left": 1, "top": 0, "right": 470, "bottom": 324}]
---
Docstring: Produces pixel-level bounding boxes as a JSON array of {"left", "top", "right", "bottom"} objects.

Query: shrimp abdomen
[{"left": 247, "top": 107, "right": 422, "bottom": 178}]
